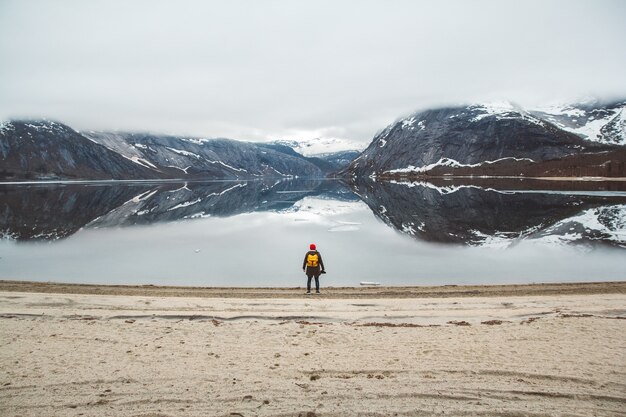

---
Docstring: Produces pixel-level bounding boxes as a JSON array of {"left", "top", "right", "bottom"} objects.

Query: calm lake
[{"left": 1, "top": 178, "right": 625, "bottom": 286}]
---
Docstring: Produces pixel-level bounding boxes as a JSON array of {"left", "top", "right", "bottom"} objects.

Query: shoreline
[
  {"left": 382, "top": 175, "right": 626, "bottom": 181},
  {"left": 1, "top": 279, "right": 624, "bottom": 299},
  {"left": 2, "top": 175, "right": 626, "bottom": 186}
]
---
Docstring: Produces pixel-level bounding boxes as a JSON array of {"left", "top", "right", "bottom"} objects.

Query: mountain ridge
[
  {"left": 2, "top": 98, "right": 625, "bottom": 181},
  {"left": 342, "top": 100, "right": 626, "bottom": 179},
  {"left": 0, "top": 120, "right": 355, "bottom": 181}
]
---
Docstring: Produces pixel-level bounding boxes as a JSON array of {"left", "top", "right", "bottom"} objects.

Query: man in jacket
[{"left": 302, "top": 243, "right": 325, "bottom": 294}]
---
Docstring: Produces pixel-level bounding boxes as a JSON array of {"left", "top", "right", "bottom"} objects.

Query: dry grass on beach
[{"left": 0, "top": 281, "right": 625, "bottom": 416}]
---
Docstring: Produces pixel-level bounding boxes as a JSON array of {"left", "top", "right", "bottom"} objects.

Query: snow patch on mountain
[
  {"left": 184, "top": 212, "right": 212, "bottom": 219},
  {"left": 166, "top": 147, "right": 202, "bottom": 159},
  {"left": 168, "top": 198, "right": 202, "bottom": 211},
  {"left": 83, "top": 131, "right": 150, "bottom": 164},
  {"left": 401, "top": 116, "right": 417, "bottom": 129},
  {"left": 531, "top": 101, "right": 626, "bottom": 145},
  {"left": 533, "top": 102, "right": 586, "bottom": 118},
  {"left": 0, "top": 121, "right": 15, "bottom": 135},
  {"left": 123, "top": 155, "right": 158, "bottom": 169},
  {"left": 167, "top": 165, "right": 193, "bottom": 174},
  {"left": 205, "top": 159, "right": 248, "bottom": 173},
  {"left": 469, "top": 102, "right": 546, "bottom": 126},
  {"left": 469, "top": 101, "right": 519, "bottom": 121},
  {"left": 180, "top": 137, "right": 212, "bottom": 145},
  {"left": 385, "top": 157, "right": 535, "bottom": 174},
  {"left": 397, "top": 116, "right": 427, "bottom": 132},
  {"left": 571, "top": 117, "right": 613, "bottom": 141},
  {"left": 401, "top": 222, "right": 419, "bottom": 235},
  {"left": 23, "top": 120, "right": 76, "bottom": 134}
]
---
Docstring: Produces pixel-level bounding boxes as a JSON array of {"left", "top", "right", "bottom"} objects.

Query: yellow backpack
[{"left": 306, "top": 253, "right": 319, "bottom": 267}]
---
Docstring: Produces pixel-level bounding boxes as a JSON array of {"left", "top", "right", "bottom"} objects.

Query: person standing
[{"left": 302, "top": 243, "right": 325, "bottom": 294}]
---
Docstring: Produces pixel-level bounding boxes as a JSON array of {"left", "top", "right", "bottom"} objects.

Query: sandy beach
[{"left": 1, "top": 281, "right": 625, "bottom": 416}]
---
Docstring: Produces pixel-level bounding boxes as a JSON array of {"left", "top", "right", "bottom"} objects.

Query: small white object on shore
[
  {"left": 195, "top": 249, "right": 201, "bottom": 253},
  {"left": 360, "top": 281, "right": 381, "bottom": 286}
]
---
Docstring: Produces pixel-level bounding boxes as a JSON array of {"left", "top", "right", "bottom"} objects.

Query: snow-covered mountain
[
  {"left": 0, "top": 120, "right": 332, "bottom": 181},
  {"left": 343, "top": 100, "right": 624, "bottom": 179},
  {"left": 530, "top": 99, "right": 626, "bottom": 145},
  {"left": 255, "top": 142, "right": 359, "bottom": 173},
  {"left": 0, "top": 120, "right": 161, "bottom": 180},
  {"left": 83, "top": 130, "right": 325, "bottom": 179},
  {"left": 272, "top": 137, "right": 365, "bottom": 157}
]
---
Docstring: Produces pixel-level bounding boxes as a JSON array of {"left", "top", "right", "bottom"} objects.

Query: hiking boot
[
  {"left": 316, "top": 291, "right": 321, "bottom": 294},
  {"left": 306, "top": 291, "right": 311, "bottom": 295}
]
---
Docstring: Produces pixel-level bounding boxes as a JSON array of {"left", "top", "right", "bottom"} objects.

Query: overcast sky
[{"left": 1, "top": 0, "right": 625, "bottom": 144}]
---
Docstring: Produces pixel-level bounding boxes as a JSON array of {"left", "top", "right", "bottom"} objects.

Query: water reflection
[
  {"left": 1, "top": 178, "right": 625, "bottom": 285},
  {"left": 0, "top": 179, "right": 356, "bottom": 241},
  {"left": 350, "top": 178, "right": 626, "bottom": 248},
  {"left": 1, "top": 178, "right": 625, "bottom": 248}
]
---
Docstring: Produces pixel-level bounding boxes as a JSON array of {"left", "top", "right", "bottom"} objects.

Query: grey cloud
[{"left": 1, "top": 0, "right": 625, "bottom": 144}]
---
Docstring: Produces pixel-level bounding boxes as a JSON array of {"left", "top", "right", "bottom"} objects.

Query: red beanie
[{"left": 310, "top": 243, "right": 316, "bottom": 250}]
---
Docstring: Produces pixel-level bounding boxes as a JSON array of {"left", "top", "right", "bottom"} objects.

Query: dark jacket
[{"left": 303, "top": 250, "right": 325, "bottom": 276}]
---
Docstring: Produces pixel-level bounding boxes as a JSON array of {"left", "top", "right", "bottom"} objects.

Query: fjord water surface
[{"left": 0, "top": 179, "right": 625, "bottom": 286}]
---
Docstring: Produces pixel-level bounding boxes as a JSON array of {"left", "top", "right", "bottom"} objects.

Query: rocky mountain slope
[
  {"left": 0, "top": 120, "right": 356, "bottom": 181},
  {"left": 0, "top": 120, "right": 161, "bottom": 180},
  {"left": 382, "top": 149, "right": 626, "bottom": 179},
  {"left": 343, "top": 100, "right": 625, "bottom": 179},
  {"left": 82, "top": 130, "right": 324, "bottom": 180}
]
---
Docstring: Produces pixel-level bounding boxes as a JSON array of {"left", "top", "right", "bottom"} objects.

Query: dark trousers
[{"left": 307, "top": 275, "right": 320, "bottom": 292}]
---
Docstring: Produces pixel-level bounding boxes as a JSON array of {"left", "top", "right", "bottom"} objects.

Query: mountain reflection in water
[
  {"left": 351, "top": 178, "right": 626, "bottom": 248},
  {"left": 2, "top": 178, "right": 624, "bottom": 248},
  {"left": 0, "top": 178, "right": 625, "bottom": 285},
  {"left": 0, "top": 179, "right": 356, "bottom": 240}
]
